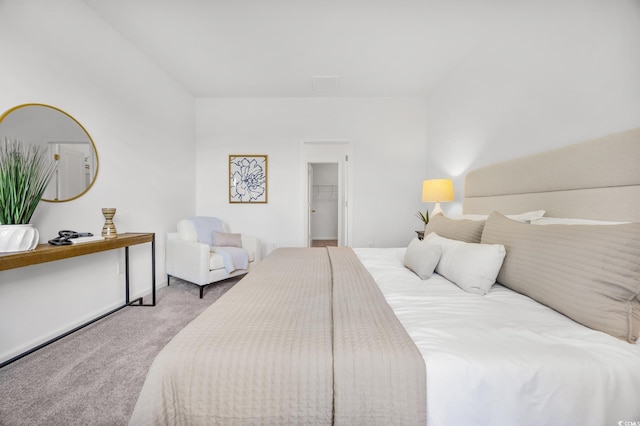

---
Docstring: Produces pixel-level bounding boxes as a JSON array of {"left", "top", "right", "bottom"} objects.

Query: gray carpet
[{"left": 0, "top": 277, "right": 240, "bottom": 426}]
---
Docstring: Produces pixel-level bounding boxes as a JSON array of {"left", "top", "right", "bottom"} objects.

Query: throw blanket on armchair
[
  {"left": 189, "top": 216, "right": 223, "bottom": 245},
  {"left": 212, "top": 246, "right": 249, "bottom": 273},
  {"left": 189, "top": 216, "right": 249, "bottom": 273}
]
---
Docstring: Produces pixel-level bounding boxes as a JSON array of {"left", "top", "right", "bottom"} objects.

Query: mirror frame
[{"left": 0, "top": 103, "right": 99, "bottom": 202}]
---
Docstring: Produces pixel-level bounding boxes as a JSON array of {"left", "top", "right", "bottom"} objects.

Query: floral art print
[{"left": 229, "top": 155, "right": 268, "bottom": 203}]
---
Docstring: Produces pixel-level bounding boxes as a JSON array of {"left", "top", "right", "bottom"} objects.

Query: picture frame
[{"left": 229, "top": 155, "right": 268, "bottom": 203}]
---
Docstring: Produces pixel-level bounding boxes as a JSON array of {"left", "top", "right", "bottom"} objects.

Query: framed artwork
[{"left": 229, "top": 155, "right": 268, "bottom": 203}]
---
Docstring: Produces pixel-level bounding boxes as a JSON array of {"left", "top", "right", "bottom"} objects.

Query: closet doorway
[
  {"left": 309, "top": 163, "right": 339, "bottom": 247},
  {"left": 302, "top": 140, "right": 352, "bottom": 248}
]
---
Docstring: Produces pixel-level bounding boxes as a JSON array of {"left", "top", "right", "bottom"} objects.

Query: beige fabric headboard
[{"left": 463, "top": 128, "right": 640, "bottom": 222}]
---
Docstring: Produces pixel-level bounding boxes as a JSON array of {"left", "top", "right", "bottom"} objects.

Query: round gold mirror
[{"left": 0, "top": 103, "right": 99, "bottom": 202}]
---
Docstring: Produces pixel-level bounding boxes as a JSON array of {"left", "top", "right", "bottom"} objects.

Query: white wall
[
  {"left": 196, "top": 98, "right": 428, "bottom": 252},
  {"left": 424, "top": 0, "right": 640, "bottom": 216},
  {"left": 0, "top": 1, "right": 196, "bottom": 364}
]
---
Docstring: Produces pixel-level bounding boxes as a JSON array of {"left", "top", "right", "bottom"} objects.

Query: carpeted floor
[{"left": 0, "top": 277, "right": 240, "bottom": 426}]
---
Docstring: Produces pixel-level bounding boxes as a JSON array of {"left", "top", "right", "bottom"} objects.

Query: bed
[{"left": 130, "top": 128, "right": 640, "bottom": 426}]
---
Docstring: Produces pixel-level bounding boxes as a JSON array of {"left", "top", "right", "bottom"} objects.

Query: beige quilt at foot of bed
[{"left": 129, "top": 247, "right": 426, "bottom": 425}]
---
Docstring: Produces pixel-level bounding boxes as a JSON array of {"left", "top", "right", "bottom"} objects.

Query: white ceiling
[{"left": 83, "top": 0, "right": 505, "bottom": 98}]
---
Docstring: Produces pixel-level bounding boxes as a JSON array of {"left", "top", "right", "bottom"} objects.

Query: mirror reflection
[{"left": 0, "top": 104, "right": 99, "bottom": 202}]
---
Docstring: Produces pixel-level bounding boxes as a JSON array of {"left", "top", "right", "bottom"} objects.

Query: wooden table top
[{"left": 0, "top": 233, "right": 154, "bottom": 271}]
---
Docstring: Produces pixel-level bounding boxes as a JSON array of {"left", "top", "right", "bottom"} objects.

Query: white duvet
[{"left": 354, "top": 248, "right": 640, "bottom": 426}]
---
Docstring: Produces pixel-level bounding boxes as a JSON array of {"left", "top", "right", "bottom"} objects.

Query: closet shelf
[{"left": 313, "top": 184, "right": 338, "bottom": 199}]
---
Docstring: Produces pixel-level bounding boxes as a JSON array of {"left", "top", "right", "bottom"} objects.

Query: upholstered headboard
[{"left": 463, "top": 128, "right": 640, "bottom": 222}]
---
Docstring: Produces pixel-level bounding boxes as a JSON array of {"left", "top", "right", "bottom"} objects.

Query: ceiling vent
[{"left": 312, "top": 75, "right": 340, "bottom": 92}]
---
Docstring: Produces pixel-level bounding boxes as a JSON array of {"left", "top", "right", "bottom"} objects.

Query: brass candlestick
[{"left": 101, "top": 208, "right": 117, "bottom": 239}]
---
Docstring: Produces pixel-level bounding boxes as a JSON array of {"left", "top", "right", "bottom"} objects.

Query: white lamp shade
[{"left": 422, "top": 179, "right": 454, "bottom": 203}]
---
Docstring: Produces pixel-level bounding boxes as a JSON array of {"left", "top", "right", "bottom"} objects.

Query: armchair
[{"left": 166, "top": 218, "right": 261, "bottom": 298}]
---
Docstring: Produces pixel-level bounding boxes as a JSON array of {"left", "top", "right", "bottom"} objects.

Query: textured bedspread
[
  {"left": 329, "top": 247, "right": 426, "bottom": 425},
  {"left": 129, "top": 247, "right": 425, "bottom": 425}
]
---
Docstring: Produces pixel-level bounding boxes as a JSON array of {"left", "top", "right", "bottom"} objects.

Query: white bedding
[{"left": 354, "top": 247, "right": 640, "bottom": 426}]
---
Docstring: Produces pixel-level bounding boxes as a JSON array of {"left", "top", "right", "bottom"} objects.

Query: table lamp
[{"left": 422, "top": 178, "right": 454, "bottom": 217}]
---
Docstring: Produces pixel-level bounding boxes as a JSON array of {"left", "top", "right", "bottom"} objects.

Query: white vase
[{"left": 0, "top": 224, "right": 40, "bottom": 253}]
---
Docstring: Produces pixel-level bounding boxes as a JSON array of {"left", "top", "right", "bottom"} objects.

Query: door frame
[{"left": 301, "top": 139, "right": 353, "bottom": 247}]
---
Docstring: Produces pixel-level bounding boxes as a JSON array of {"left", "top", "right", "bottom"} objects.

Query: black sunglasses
[{"left": 48, "top": 230, "right": 94, "bottom": 246}]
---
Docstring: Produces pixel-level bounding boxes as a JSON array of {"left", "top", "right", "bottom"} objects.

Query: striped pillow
[
  {"left": 424, "top": 214, "right": 485, "bottom": 243},
  {"left": 481, "top": 212, "right": 640, "bottom": 343}
]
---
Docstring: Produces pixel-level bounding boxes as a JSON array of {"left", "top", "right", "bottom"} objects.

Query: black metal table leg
[
  {"left": 151, "top": 234, "right": 156, "bottom": 306},
  {"left": 125, "top": 246, "right": 130, "bottom": 304}
]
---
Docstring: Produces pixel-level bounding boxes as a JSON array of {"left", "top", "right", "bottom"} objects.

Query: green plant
[
  {"left": 0, "top": 138, "right": 58, "bottom": 225},
  {"left": 416, "top": 209, "right": 429, "bottom": 225}
]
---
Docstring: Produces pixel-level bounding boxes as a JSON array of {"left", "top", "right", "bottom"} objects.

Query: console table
[{"left": 0, "top": 232, "right": 156, "bottom": 368}]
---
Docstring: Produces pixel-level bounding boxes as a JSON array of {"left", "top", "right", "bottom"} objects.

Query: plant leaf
[{"left": 0, "top": 138, "right": 58, "bottom": 224}]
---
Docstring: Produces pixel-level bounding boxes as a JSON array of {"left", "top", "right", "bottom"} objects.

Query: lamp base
[{"left": 431, "top": 202, "right": 445, "bottom": 217}]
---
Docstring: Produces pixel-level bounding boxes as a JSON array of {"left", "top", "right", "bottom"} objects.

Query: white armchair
[{"left": 166, "top": 218, "right": 261, "bottom": 298}]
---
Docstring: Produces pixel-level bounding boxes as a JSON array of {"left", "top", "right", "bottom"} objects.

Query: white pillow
[
  {"left": 424, "top": 232, "right": 506, "bottom": 295},
  {"left": 530, "top": 217, "right": 629, "bottom": 225},
  {"left": 451, "top": 210, "right": 546, "bottom": 223},
  {"left": 404, "top": 238, "right": 442, "bottom": 280}
]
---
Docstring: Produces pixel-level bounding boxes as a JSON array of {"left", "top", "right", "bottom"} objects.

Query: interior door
[
  {"left": 307, "top": 163, "right": 314, "bottom": 247},
  {"left": 302, "top": 140, "right": 352, "bottom": 247},
  {"left": 44, "top": 143, "right": 87, "bottom": 200},
  {"left": 57, "top": 145, "right": 86, "bottom": 200}
]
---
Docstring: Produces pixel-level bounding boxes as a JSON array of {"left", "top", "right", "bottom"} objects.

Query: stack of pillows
[
  {"left": 402, "top": 212, "right": 536, "bottom": 295},
  {"left": 404, "top": 210, "right": 640, "bottom": 344}
]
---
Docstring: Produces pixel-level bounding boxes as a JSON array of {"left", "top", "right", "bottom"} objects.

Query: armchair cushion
[{"left": 177, "top": 220, "right": 199, "bottom": 242}]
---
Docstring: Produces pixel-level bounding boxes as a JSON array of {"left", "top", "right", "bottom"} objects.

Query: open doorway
[
  {"left": 302, "top": 140, "right": 352, "bottom": 247},
  {"left": 309, "top": 163, "right": 339, "bottom": 247}
]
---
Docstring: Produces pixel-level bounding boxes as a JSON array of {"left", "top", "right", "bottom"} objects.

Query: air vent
[{"left": 312, "top": 75, "right": 340, "bottom": 92}]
